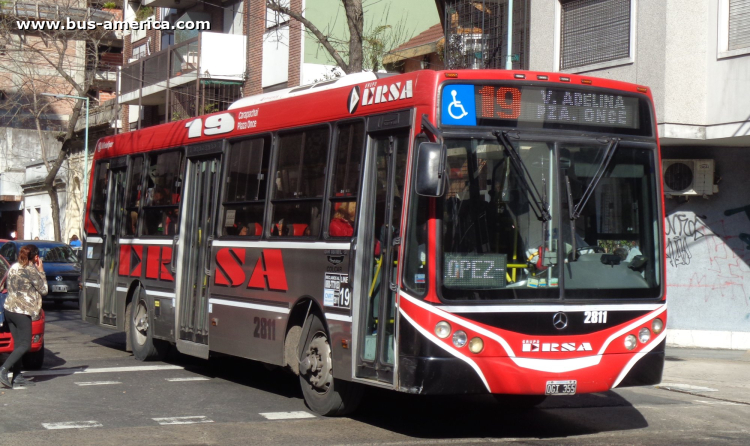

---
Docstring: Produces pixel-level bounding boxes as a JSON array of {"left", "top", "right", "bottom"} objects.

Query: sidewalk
[{"left": 658, "top": 346, "right": 750, "bottom": 405}]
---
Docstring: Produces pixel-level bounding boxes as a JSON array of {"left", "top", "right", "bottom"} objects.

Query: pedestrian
[
  {"left": 0, "top": 244, "right": 47, "bottom": 389},
  {"left": 69, "top": 234, "right": 81, "bottom": 247}
]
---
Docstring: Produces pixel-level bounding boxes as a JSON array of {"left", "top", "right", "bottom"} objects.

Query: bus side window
[
  {"left": 124, "top": 156, "right": 144, "bottom": 236},
  {"left": 327, "top": 121, "right": 364, "bottom": 238},
  {"left": 141, "top": 151, "right": 184, "bottom": 236},
  {"left": 222, "top": 136, "right": 271, "bottom": 237},
  {"left": 271, "top": 127, "right": 329, "bottom": 237}
]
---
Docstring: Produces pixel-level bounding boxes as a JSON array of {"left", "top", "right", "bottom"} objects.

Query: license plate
[
  {"left": 545, "top": 380, "right": 577, "bottom": 395},
  {"left": 52, "top": 285, "right": 68, "bottom": 293}
]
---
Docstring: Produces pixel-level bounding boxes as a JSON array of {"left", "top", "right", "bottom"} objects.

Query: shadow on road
[{"left": 351, "top": 388, "right": 649, "bottom": 439}]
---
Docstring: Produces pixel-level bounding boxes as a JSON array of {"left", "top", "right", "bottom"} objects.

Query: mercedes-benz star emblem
[
  {"left": 347, "top": 86, "right": 360, "bottom": 114},
  {"left": 552, "top": 312, "right": 568, "bottom": 330},
  {"left": 55, "top": 276, "right": 63, "bottom": 282}
]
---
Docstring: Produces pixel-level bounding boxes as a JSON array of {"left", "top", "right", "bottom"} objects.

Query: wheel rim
[
  {"left": 133, "top": 300, "right": 149, "bottom": 346},
  {"left": 301, "top": 331, "right": 333, "bottom": 393}
]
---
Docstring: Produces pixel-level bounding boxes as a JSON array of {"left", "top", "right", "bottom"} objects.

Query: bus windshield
[{"left": 438, "top": 136, "right": 661, "bottom": 301}]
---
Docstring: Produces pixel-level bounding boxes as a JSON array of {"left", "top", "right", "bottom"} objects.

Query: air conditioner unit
[{"left": 662, "top": 159, "right": 718, "bottom": 197}]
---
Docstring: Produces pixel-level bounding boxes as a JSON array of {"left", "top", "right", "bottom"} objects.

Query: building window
[
  {"left": 132, "top": 43, "right": 147, "bottom": 61},
  {"left": 719, "top": 0, "right": 750, "bottom": 58},
  {"left": 558, "top": 0, "right": 634, "bottom": 71},
  {"left": 266, "top": 0, "right": 290, "bottom": 30}
]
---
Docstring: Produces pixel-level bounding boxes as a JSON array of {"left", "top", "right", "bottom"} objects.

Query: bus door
[
  {"left": 176, "top": 144, "right": 223, "bottom": 358},
  {"left": 93, "top": 157, "right": 127, "bottom": 327},
  {"left": 354, "top": 112, "right": 411, "bottom": 384}
]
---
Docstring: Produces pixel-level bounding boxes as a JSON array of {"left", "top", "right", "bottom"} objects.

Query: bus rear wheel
[
  {"left": 128, "top": 290, "right": 167, "bottom": 361},
  {"left": 298, "top": 313, "right": 362, "bottom": 416}
]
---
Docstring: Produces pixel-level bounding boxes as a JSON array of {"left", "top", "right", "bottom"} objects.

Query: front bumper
[{"left": 0, "top": 311, "right": 45, "bottom": 353}]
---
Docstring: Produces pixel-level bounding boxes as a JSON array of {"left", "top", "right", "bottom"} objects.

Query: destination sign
[
  {"left": 440, "top": 84, "right": 645, "bottom": 132},
  {"left": 444, "top": 253, "right": 507, "bottom": 290}
]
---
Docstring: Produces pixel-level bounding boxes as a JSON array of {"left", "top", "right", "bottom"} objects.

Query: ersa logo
[
  {"left": 347, "top": 80, "right": 413, "bottom": 114},
  {"left": 522, "top": 340, "right": 593, "bottom": 353},
  {"left": 214, "top": 248, "right": 288, "bottom": 291},
  {"left": 441, "top": 85, "right": 477, "bottom": 126}
]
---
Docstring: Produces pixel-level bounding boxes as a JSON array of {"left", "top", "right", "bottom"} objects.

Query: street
[{"left": 0, "top": 303, "right": 748, "bottom": 446}]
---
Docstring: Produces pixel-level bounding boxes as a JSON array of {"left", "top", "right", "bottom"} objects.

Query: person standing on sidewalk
[{"left": 0, "top": 245, "right": 47, "bottom": 388}]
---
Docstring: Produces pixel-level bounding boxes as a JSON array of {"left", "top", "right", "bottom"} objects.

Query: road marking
[
  {"left": 42, "top": 421, "right": 102, "bottom": 430},
  {"left": 695, "top": 399, "right": 742, "bottom": 406},
  {"left": 153, "top": 416, "right": 213, "bottom": 425},
  {"left": 658, "top": 383, "right": 718, "bottom": 392},
  {"left": 23, "top": 365, "right": 184, "bottom": 377},
  {"left": 165, "top": 377, "right": 210, "bottom": 382},
  {"left": 75, "top": 381, "right": 122, "bottom": 386},
  {"left": 260, "top": 411, "right": 316, "bottom": 420}
]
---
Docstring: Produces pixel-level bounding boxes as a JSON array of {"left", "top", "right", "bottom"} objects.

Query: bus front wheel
[{"left": 298, "top": 313, "right": 362, "bottom": 416}]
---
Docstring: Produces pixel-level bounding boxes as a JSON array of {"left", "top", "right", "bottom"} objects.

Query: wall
[
  {"left": 263, "top": 26, "right": 290, "bottom": 88},
  {"left": 662, "top": 146, "right": 750, "bottom": 349},
  {"left": 0, "top": 128, "right": 60, "bottom": 196},
  {"left": 23, "top": 189, "right": 67, "bottom": 241}
]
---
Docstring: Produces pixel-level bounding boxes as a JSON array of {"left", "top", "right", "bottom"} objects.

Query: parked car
[
  {"left": 0, "top": 255, "right": 45, "bottom": 369},
  {"left": 0, "top": 241, "right": 81, "bottom": 305}
]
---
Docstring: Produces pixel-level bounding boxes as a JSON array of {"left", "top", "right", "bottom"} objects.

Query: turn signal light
[
  {"left": 637, "top": 86, "right": 648, "bottom": 93},
  {"left": 468, "top": 337, "right": 484, "bottom": 354},
  {"left": 445, "top": 73, "right": 459, "bottom": 78},
  {"left": 581, "top": 79, "right": 593, "bottom": 85}
]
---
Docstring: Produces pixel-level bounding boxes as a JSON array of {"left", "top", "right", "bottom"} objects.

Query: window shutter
[
  {"left": 729, "top": 0, "right": 750, "bottom": 50},
  {"left": 560, "top": 0, "right": 631, "bottom": 70}
]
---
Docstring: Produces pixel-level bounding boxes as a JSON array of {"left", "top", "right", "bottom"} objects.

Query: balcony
[
  {"left": 89, "top": 52, "right": 122, "bottom": 85},
  {"left": 142, "top": 0, "right": 199, "bottom": 9},
  {"left": 119, "top": 32, "right": 246, "bottom": 107}
]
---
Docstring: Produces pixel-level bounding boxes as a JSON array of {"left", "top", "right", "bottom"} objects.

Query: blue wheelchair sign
[{"left": 441, "top": 85, "right": 477, "bottom": 126}]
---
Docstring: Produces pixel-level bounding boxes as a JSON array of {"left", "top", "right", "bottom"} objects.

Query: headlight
[
  {"left": 33, "top": 334, "right": 41, "bottom": 343},
  {"left": 468, "top": 337, "right": 484, "bottom": 354},
  {"left": 638, "top": 327, "right": 651, "bottom": 343},
  {"left": 624, "top": 334, "right": 637, "bottom": 350},
  {"left": 435, "top": 321, "right": 451, "bottom": 339},
  {"left": 452, "top": 330, "right": 467, "bottom": 348},
  {"left": 652, "top": 318, "right": 664, "bottom": 334}
]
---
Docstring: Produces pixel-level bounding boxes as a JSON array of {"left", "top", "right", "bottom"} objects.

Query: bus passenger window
[
  {"left": 327, "top": 121, "right": 364, "bottom": 238},
  {"left": 124, "top": 156, "right": 144, "bottom": 236},
  {"left": 141, "top": 151, "right": 184, "bottom": 236},
  {"left": 271, "top": 127, "right": 329, "bottom": 237},
  {"left": 222, "top": 136, "right": 271, "bottom": 237}
]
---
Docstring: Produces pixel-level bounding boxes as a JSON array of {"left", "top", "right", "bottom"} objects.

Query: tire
[
  {"left": 129, "top": 289, "right": 167, "bottom": 361},
  {"left": 298, "top": 313, "right": 362, "bottom": 416},
  {"left": 493, "top": 394, "right": 547, "bottom": 409},
  {"left": 23, "top": 341, "right": 45, "bottom": 370}
]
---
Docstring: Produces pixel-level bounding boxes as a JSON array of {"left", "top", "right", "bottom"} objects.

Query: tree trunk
[
  {"left": 343, "top": 0, "right": 364, "bottom": 74},
  {"left": 46, "top": 184, "right": 62, "bottom": 242}
]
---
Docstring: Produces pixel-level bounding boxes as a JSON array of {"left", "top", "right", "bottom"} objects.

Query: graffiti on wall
[
  {"left": 665, "top": 213, "right": 705, "bottom": 268},
  {"left": 666, "top": 208, "right": 750, "bottom": 306}
]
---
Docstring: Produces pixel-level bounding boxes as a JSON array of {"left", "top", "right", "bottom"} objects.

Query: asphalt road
[{"left": 0, "top": 303, "right": 748, "bottom": 445}]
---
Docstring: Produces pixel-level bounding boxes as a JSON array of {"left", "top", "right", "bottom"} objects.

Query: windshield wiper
[
  {"left": 494, "top": 131, "right": 551, "bottom": 222},
  {"left": 570, "top": 138, "right": 620, "bottom": 220}
]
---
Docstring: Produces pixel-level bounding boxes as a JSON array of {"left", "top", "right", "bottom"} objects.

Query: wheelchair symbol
[{"left": 448, "top": 89, "right": 469, "bottom": 120}]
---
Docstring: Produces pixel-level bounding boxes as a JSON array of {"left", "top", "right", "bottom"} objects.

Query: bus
[{"left": 81, "top": 69, "right": 666, "bottom": 415}]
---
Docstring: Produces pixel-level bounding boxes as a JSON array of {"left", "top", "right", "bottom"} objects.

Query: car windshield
[
  {"left": 437, "top": 136, "right": 661, "bottom": 300},
  {"left": 40, "top": 246, "right": 78, "bottom": 263}
]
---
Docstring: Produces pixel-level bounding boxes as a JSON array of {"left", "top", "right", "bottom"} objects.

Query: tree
[
  {"left": 266, "top": 0, "right": 412, "bottom": 74},
  {"left": 0, "top": 1, "right": 117, "bottom": 241}
]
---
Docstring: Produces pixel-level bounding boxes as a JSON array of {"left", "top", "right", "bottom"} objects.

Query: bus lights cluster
[
  {"left": 624, "top": 318, "right": 664, "bottom": 351},
  {"left": 434, "top": 321, "right": 484, "bottom": 354}
]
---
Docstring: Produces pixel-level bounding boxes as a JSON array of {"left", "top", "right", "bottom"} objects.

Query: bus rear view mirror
[{"left": 415, "top": 142, "right": 446, "bottom": 197}]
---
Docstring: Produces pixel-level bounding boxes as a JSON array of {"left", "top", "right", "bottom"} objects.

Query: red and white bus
[{"left": 82, "top": 69, "right": 666, "bottom": 415}]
